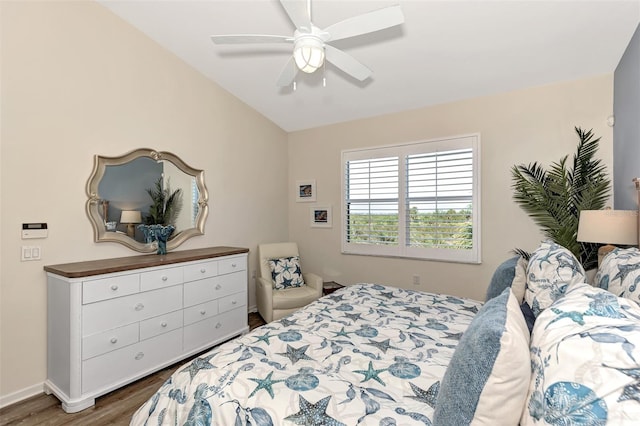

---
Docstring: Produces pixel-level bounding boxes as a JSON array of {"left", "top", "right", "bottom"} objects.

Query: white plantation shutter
[
  {"left": 345, "top": 156, "right": 399, "bottom": 248},
  {"left": 406, "top": 149, "right": 473, "bottom": 249},
  {"left": 342, "top": 135, "right": 480, "bottom": 263}
]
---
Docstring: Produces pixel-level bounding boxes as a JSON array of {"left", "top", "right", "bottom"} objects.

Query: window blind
[
  {"left": 345, "top": 156, "right": 399, "bottom": 246},
  {"left": 406, "top": 149, "right": 473, "bottom": 249}
]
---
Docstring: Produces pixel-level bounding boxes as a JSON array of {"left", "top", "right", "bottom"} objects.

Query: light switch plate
[{"left": 21, "top": 246, "right": 41, "bottom": 261}]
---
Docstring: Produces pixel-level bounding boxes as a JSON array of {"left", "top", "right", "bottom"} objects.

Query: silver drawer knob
[
  {"left": 231, "top": 263, "right": 237, "bottom": 268},
  {"left": 161, "top": 322, "right": 168, "bottom": 328},
  {"left": 215, "top": 284, "right": 222, "bottom": 290},
  {"left": 110, "top": 285, "right": 118, "bottom": 291},
  {"left": 110, "top": 337, "right": 118, "bottom": 344},
  {"left": 200, "top": 268, "right": 206, "bottom": 273},
  {"left": 134, "top": 352, "right": 144, "bottom": 360},
  {"left": 200, "top": 310, "right": 206, "bottom": 315},
  {"left": 135, "top": 303, "right": 145, "bottom": 311},
  {"left": 232, "top": 300, "right": 237, "bottom": 305},
  {"left": 215, "top": 322, "right": 222, "bottom": 329},
  {"left": 161, "top": 276, "right": 168, "bottom": 281}
]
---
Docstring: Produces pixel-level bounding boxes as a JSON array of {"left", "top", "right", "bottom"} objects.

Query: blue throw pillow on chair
[{"left": 268, "top": 256, "right": 306, "bottom": 290}]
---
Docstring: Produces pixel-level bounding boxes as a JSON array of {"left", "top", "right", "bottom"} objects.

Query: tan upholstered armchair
[{"left": 256, "top": 242, "right": 323, "bottom": 323}]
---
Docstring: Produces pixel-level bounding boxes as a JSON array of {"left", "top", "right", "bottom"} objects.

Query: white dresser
[{"left": 44, "top": 246, "right": 249, "bottom": 413}]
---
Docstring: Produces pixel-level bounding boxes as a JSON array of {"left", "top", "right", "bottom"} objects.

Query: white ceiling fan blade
[
  {"left": 276, "top": 56, "right": 299, "bottom": 87},
  {"left": 280, "top": 0, "right": 311, "bottom": 30},
  {"left": 324, "top": 45, "right": 372, "bottom": 81},
  {"left": 324, "top": 5, "right": 404, "bottom": 42},
  {"left": 211, "top": 34, "right": 292, "bottom": 44}
]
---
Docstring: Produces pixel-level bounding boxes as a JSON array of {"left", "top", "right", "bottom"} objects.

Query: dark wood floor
[{"left": 0, "top": 313, "right": 266, "bottom": 426}]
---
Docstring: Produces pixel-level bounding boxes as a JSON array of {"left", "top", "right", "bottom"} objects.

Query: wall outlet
[{"left": 412, "top": 274, "right": 420, "bottom": 285}]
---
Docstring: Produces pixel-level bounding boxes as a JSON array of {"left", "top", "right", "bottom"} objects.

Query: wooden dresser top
[{"left": 44, "top": 246, "right": 249, "bottom": 278}]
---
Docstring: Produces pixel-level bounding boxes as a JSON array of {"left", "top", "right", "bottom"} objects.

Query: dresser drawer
[
  {"left": 218, "top": 255, "right": 247, "bottom": 275},
  {"left": 82, "top": 323, "right": 139, "bottom": 360},
  {"left": 140, "top": 266, "right": 183, "bottom": 292},
  {"left": 139, "top": 310, "right": 183, "bottom": 341},
  {"left": 183, "top": 272, "right": 245, "bottom": 307},
  {"left": 183, "top": 300, "right": 219, "bottom": 326},
  {"left": 183, "top": 307, "right": 247, "bottom": 353},
  {"left": 219, "top": 291, "right": 246, "bottom": 313},
  {"left": 184, "top": 260, "right": 218, "bottom": 282},
  {"left": 82, "top": 328, "right": 182, "bottom": 394},
  {"left": 82, "top": 285, "right": 182, "bottom": 336},
  {"left": 82, "top": 274, "right": 139, "bottom": 304}
]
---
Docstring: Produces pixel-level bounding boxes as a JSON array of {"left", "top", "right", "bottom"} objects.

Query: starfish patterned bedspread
[{"left": 130, "top": 283, "right": 482, "bottom": 426}]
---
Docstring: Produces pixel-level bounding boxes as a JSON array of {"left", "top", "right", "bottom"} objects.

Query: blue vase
[{"left": 137, "top": 224, "right": 175, "bottom": 255}]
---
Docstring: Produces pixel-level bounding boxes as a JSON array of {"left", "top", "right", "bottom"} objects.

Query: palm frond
[
  {"left": 145, "top": 177, "right": 184, "bottom": 226},
  {"left": 511, "top": 248, "right": 531, "bottom": 260}
]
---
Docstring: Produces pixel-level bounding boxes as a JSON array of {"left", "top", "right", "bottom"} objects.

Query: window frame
[{"left": 341, "top": 134, "right": 481, "bottom": 263}]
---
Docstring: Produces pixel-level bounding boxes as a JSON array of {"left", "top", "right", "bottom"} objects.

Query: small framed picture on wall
[
  {"left": 311, "top": 205, "right": 332, "bottom": 228},
  {"left": 295, "top": 180, "right": 316, "bottom": 202}
]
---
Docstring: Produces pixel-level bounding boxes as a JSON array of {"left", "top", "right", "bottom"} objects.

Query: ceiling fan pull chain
[{"left": 323, "top": 61, "right": 326, "bottom": 87}]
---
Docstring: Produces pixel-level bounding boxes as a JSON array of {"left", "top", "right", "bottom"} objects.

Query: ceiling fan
[{"left": 210, "top": 0, "right": 404, "bottom": 87}]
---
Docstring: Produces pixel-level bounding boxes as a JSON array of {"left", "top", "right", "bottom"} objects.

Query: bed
[
  {"left": 130, "top": 283, "right": 482, "bottom": 425},
  {"left": 132, "top": 239, "right": 640, "bottom": 425}
]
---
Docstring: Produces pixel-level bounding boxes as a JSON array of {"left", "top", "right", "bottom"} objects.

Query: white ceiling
[{"left": 98, "top": 0, "right": 639, "bottom": 132}]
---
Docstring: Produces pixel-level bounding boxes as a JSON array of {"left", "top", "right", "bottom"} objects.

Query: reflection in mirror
[{"left": 86, "top": 149, "right": 208, "bottom": 253}]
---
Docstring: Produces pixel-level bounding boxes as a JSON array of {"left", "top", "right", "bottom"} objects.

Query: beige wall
[
  {"left": 289, "top": 74, "right": 614, "bottom": 301},
  {"left": 0, "top": 0, "right": 617, "bottom": 408},
  {"left": 0, "top": 1, "right": 288, "bottom": 403}
]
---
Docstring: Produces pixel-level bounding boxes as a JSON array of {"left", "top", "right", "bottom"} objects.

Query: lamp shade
[
  {"left": 120, "top": 210, "right": 142, "bottom": 224},
  {"left": 577, "top": 210, "right": 638, "bottom": 246},
  {"left": 293, "top": 38, "right": 325, "bottom": 73}
]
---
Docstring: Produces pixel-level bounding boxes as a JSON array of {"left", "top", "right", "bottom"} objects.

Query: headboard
[{"left": 635, "top": 177, "right": 640, "bottom": 243}]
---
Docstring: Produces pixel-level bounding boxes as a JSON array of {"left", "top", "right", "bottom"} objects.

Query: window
[{"left": 342, "top": 134, "right": 480, "bottom": 263}]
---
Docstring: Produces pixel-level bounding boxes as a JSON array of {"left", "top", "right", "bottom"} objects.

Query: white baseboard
[
  {"left": 0, "top": 382, "right": 45, "bottom": 409},
  {"left": 248, "top": 304, "right": 257, "bottom": 313}
]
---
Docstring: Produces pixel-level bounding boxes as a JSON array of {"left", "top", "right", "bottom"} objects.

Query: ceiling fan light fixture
[{"left": 293, "top": 37, "right": 324, "bottom": 73}]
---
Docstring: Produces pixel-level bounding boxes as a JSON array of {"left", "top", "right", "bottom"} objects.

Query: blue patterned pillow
[
  {"left": 268, "top": 256, "right": 305, "bottom": 290},
  {"left": 434, "top": 288, "right": 530, "bottom": 425},
  {"left": 594, "top": 247, "right": 640, "bottom": 303},
  {"left": 525, "top": 241, "right": 586, "bottom": 317},
  {"left": 485, "top": 256, "right": 518, "bottom": 301},
  {"left": 520, "top": 283, "right": 640, "bottom": 425}
]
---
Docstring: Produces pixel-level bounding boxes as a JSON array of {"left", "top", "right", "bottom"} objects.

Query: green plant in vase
[
  {"left": 511, "top": 127, "right": 611, "bottom": 270},
  {"left": 139, "top": 177, "right": 183, "bottom": 254}
]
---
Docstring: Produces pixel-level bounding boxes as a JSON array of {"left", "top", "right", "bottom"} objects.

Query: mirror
[{"left": 86, "top": 148, "right": 209, "bottom": 253}]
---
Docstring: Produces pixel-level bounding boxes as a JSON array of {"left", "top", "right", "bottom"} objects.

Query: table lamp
[
  {"left": 120, "top": 210, "right": 142, "bottom": 238},
  {"left": 577, "top": 209, "right": 639, "bottom": 265}
]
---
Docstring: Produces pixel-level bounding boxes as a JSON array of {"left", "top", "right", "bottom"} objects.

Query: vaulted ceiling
[{"left": 98, "top": 0, "right": 640, "bottom": 132}]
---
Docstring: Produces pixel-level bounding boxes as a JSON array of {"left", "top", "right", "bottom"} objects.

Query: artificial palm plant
[
  {"left": 144, "top": 177, "right": 183, "bottom": 226},
  {"left": 511, "top": 127, "right": 611, "bottom": 270}
]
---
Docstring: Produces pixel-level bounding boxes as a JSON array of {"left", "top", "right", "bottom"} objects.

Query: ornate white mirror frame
[{"left": 86, "top": 148, "right": 209, "bottom": 253}]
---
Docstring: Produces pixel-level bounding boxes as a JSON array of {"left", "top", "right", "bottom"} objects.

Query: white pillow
[
  {"left": 520, "top": 283, "right": 640, "bottom": 425},
  {"left": 511, "top": 256, "right": 528, "bottom": 303},
  {"left": 594, "top": 247, "right": 640, "bottom": 303},
  {"left": 525, "top": 241, "right": 586, "bottom": 317},
  {"left": 434, "top": 288, "right": 531, "bottom": 425}
]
